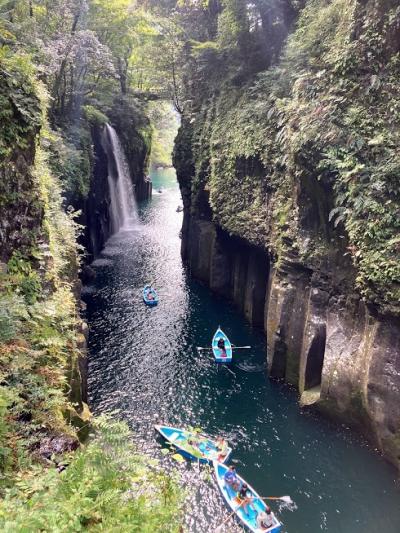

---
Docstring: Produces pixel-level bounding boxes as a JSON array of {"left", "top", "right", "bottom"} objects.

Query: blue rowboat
[
  {"left": 212, "top": 326, "right": 233, "bottom": 363},
  {"left": 143, "top": 285, "right": 158, "bottom": 306},
  {"left": 155, "top": 425, "right": 232, "bottom": 464},
  {"left": 214, "top": 462, "right": 282, "bottom": 533}
]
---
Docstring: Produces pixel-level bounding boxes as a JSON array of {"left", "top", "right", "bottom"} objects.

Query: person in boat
[
  {"left": 237, "top": 483, "right": 256, "bottom": 517},
  {"left": 216, "top": 437, "right": 228, "bottom": 460},
  {"left": 146, "top": 289, "right": 154, "bottom": 300},
  {"left": 217, "top": 337, "right": 227, "bottom": 357},
  {"left": 224, "top": 465, "right": 240, "bottom": 491},
  {"left": 187, "top": 438, "right": 199, "bottom": 450},
  {"left": 256, "top": 508, "right": 273, "bottom": 530}
]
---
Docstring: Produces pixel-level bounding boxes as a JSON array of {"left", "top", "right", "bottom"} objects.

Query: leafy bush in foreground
[{"left": 0, "top": 417, "right": 183, "bottom": 532}]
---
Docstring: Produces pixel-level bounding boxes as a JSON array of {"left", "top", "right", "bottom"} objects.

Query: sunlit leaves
[{"left": 0, "top": 417, "right": 183, "bottom": 531}]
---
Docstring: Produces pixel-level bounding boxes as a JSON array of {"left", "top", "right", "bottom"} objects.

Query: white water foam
[{"left": 101, "top": 123, "right": 138, "bottom": 233}]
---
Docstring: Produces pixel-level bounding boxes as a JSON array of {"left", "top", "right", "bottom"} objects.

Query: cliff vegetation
[
  {"left": 170, "top": 0, "right": 400, "bottom": 316},
  {"left": 0, "top": 0, "right": 183, "bottom": 528}
]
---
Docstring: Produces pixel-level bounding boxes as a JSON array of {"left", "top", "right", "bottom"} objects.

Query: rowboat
[
  {"left": 143, "top": 285, "right": 158, "bottom": 306},
  {"left": 155, "top": 424, "right": 232, "bottom": 464},
  {"left": 214, "top": 462, "right": 282, "bottom": 533},
  {"left": 212, "top": 326, "right": 233, "bottom": 363}
]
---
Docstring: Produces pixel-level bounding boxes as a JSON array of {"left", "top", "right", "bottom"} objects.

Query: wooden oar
[
  {"left": 223, "top": 365, "right": 236, "bottom": 377},
  {"left": 231, "top": 345, "right": 251, "bottom": 349},
  {"left": 261, "top": 495, "right": 292, "bottom": 504},
  {"left": 215, "top": 500, "right": 246, "bottom": 533},
  {"left": 197, "top": 345, "right": 251, "bottom": 351},
  {"left": 246, "top": 494, "right": 293, "bottom": 504}
]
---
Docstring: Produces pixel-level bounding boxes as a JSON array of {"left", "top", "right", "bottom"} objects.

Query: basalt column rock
[
  {"left": 243, "top": 249, "right": 268, "bottom": 326},
  {"left": 209, "top": 231, "right": 232, "bottom": 297},
  {"left": 84, "top": 123, "right": 112, "bottom": 259},
  {"left": 316, "top": 302, "right": 400, "bottom": 464},
  {"left": 299, "top": 282, "right": 330, "bottom": 398},
  {"left": 366, "top": 316, "right": 400, "bottom": 468},
  {"left": 266, "top": 265, "right": 311, "bottom": 386},
  {"left": 186, "top": 218, "right": 216, "bottom": 283}
]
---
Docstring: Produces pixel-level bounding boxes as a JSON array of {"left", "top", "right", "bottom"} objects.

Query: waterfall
[{"left": 101, "top": 123, "right": 138, "bottom": 233}]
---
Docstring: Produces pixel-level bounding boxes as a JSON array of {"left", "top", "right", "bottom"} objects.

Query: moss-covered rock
[
  {"left": 176, "top": 0, "right": 400, "bottom": 315},
  {"left": 0, "top": 53, "right": 89, "bottom": 484},
  {"left": 175, "top": 0, "right": 400, "bottom": 469}
]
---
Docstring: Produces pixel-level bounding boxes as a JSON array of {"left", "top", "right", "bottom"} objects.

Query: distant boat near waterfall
[{"left": 143, "top": 285, "right": 158, "bottom": 306}]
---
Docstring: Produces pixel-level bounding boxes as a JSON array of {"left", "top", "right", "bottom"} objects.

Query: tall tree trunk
[{"left": 50, "top": 7, "right": 82, "bottom": 121}]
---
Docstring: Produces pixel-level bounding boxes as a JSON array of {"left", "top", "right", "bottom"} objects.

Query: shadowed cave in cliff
[{"left": 304, "top": 324, "right": 326, "bottom": 391}]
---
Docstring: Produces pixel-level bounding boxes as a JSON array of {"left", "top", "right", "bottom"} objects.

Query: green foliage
[
  {"left": 149, "top": 101, "right": 180, "bottom": 167},
  {"left": 0, "top": 51, "right": 41, "bottom": 161},
  {"left": 0, "top": 5, "right": 181, "bottom": 531},
  {"left": 83, "top": 105, "right": 109, "bottom": 126},
  {"left": 0, "top": 417, "right": 183, "bottom": 532},
  {"left": 177, "top": 0, "right": 400, "bottom": 314},
  {"left": 280, "top": 0, "right": 400, "bottom": 311},
  {"left": 46, "top": 127, "right": 92, "bottom": 204},
  {"left": 6, "top": 251, "right": 41, "bottom": 304},
  {"left": 0, "top": 63, "right": 84, "bottom": 486},
  {"left": 0, "top": 282, "right": 81, "bottom": 483}
]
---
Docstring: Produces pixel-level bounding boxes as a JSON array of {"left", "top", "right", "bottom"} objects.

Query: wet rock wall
[{"left": 180, "top": 211, "right": 400, "bottom": 470}]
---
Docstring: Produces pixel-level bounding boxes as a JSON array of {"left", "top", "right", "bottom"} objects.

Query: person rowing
[
  {"left": 217, "top": 337, "right": 227, "bottom": 357},
  {"left": 147, "top": 289, "right": 154, "bottom": 300},
  {"left": 213, "top": 436, "right": 229, "bottom": 461},
  {"left": 237, "top": 483, "right": 256, "bottom": 517}
]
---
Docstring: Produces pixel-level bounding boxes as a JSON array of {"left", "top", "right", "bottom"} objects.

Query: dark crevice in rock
[{"left": 304, "top": 323, "right": 326, "bottom": 390}]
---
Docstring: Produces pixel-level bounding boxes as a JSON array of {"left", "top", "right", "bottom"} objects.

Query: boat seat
[{"left": 169, "top": 432, "right": 180, "bottom": 442}]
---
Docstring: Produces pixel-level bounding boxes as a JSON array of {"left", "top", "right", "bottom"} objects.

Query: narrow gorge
[{"left": 0, "top": 0, "right": 399, "bottom": 532}]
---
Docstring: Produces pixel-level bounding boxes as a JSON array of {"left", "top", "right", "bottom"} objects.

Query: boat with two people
[
  {"left": 155, "top": 424, "right": 232, "bottom": 464},
  {"left": 215, "top": 462, "right": 283, "bottom": 533}
]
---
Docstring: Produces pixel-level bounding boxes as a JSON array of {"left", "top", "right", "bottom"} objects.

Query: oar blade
[
  {"left": 231, "top": 345, "right": 251, "bottom": 349},
  {"left": 264, "top": 495, "right": 293, "bottom": 504}
]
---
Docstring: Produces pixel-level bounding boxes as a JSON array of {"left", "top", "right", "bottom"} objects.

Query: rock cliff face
[
  {"left": 0, "top": 59, "right": 89, "bottom": 461},
  {"left": 174, "top": 0, "right": 400, "bottom": 470}
]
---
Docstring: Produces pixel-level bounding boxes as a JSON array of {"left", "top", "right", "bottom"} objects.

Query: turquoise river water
[{"left": 83, "top": 167, "right": 400, "bottom": 533}]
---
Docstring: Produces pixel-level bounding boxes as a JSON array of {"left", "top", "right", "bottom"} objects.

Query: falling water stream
[
  {"left": 83, "top": 164, "right": 400, "bottom": 532},
  {"left": 101, "top": 124, "right": 137, "bottom": 232}
]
